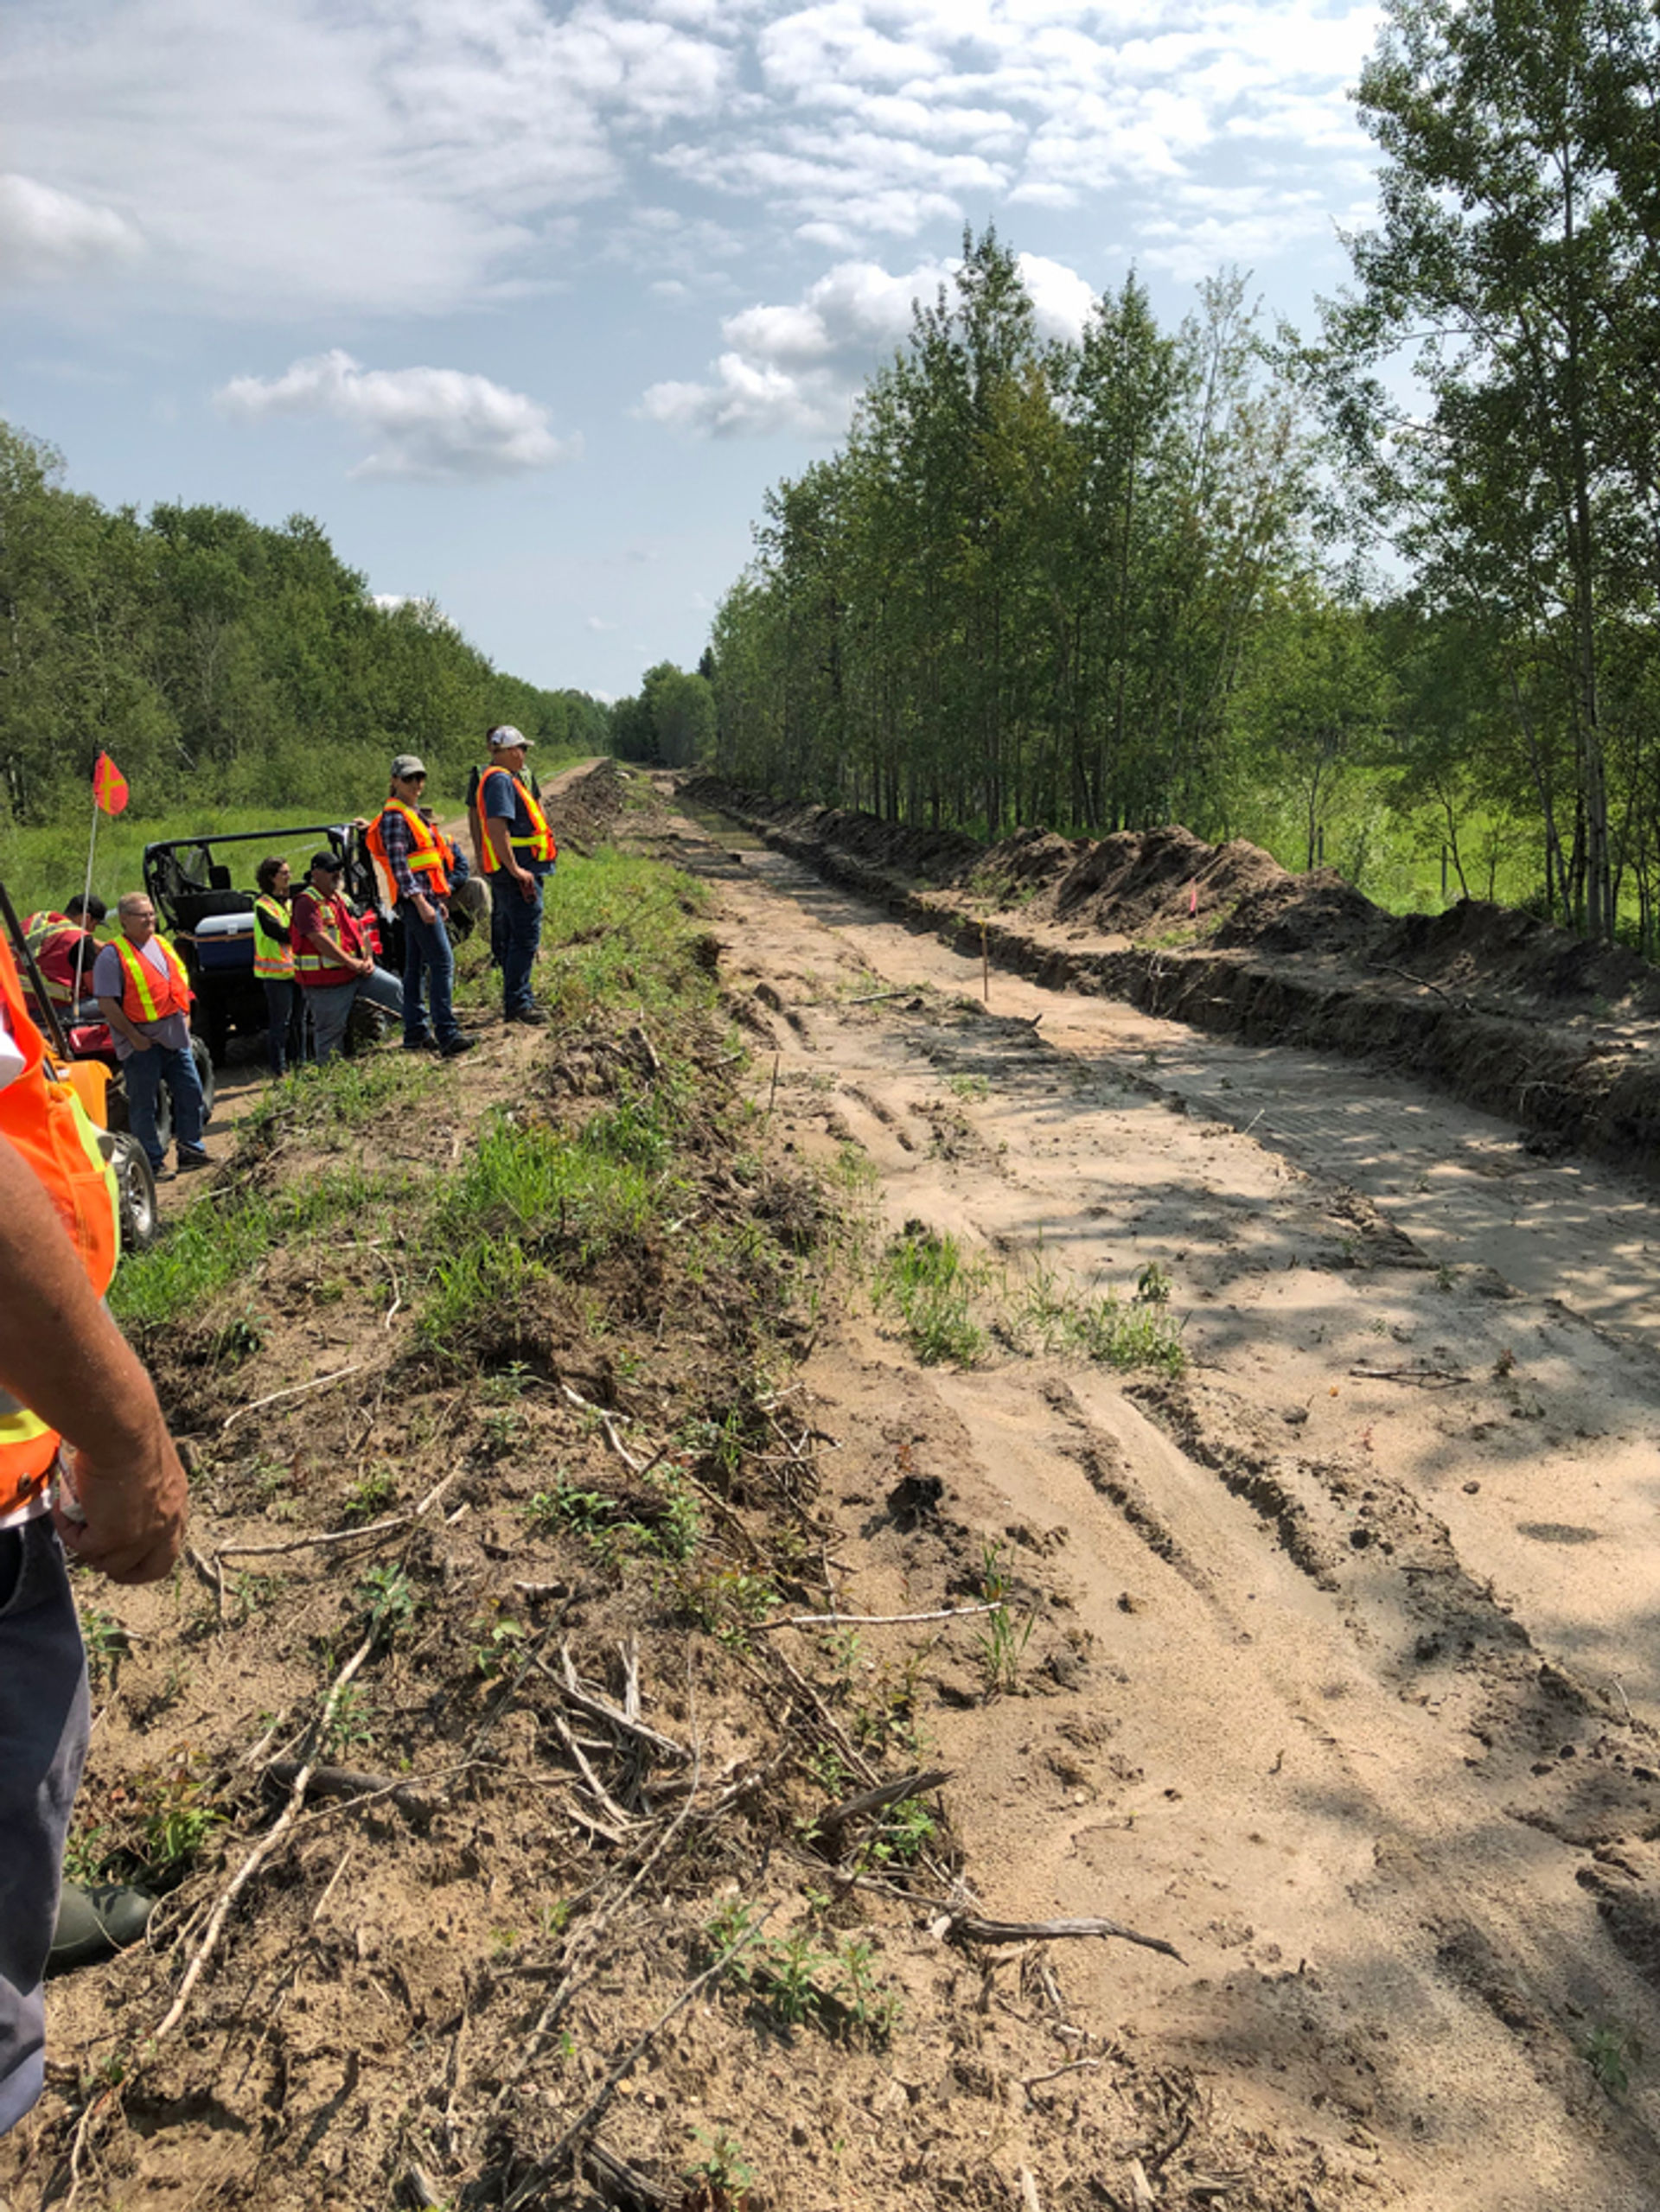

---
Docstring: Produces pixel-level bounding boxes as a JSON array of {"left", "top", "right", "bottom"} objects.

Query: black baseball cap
[{"left": 310, "top": 850, "right": 343, "bottom": 874}]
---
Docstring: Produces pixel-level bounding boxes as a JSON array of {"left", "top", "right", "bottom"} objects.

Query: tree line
[
  {"left": 693, "top": 0, "right": 1660, "bottom": 948},
  {"left": 0, "top": 421, "right": 608, "bottom": 827}
]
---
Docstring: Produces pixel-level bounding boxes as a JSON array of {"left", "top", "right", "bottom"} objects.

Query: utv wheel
[
  {"left": 111, "top": 1134, "right": 158, "bottom": 1254},
  {"left": 191, "top": 1035, "right": 218, "bottom": 1125}
]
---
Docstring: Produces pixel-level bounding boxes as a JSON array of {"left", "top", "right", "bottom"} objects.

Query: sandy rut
[{"left": 651, "top": 781, "right": 1660, "bottom": 2212}]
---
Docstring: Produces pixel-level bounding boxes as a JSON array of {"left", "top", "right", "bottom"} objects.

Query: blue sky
[{"left": 1, "top": 0, "right": 1383, "bottom": 701}]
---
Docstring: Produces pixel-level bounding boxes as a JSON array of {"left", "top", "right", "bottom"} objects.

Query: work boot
[
  {"left": 438, "top": 1036, "right": 476, "bottom": 1057},
  {"left": 178, "top": 1146, "right": 211, "bottom": 1171},
  {"left": 48, "top": 1882, "right": 156, "bottom": 1975},
  {"left": 505, "top": 1006, "right": 547, "bottom": 1027}
]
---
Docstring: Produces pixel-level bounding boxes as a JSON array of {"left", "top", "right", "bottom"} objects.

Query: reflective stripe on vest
[
  {"left": 0, "top": 934, "right": 120, "bottom": 1516},
  {"left": 292, "top": 891, "right": 362, "bottom": 983},
  {"left": 365, "top": 800, "right": 453, "bottom": 906},
  {"left": 112, "top": 934, "right": 192, "bottom": 1024},
  {"left": 252, "top": 896, "right": 295, "bottom": 979},
  {"left": 478, "top": 768, "right": 557, "bottom": 872}
]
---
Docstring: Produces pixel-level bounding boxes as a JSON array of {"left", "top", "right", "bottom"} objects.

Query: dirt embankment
[{"left": 685, "top": 779, "right": 1660, "bottom": 1175}]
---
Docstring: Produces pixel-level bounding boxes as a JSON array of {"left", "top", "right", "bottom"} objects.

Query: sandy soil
[{"left": 638, "top": 787, "right": 1660, "bottom": 2212}]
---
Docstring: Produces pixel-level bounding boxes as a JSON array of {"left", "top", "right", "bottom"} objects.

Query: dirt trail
[{"left": 639, "top": 787, "right": 1660, "bottom": 2212}]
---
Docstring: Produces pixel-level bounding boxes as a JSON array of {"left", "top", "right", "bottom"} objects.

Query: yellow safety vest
[
  {"left": 252, "top": 896, "right": 295, "bottom": 979},
  {"left": 478, "top": 768, "right": 557, "bottom": 872}
]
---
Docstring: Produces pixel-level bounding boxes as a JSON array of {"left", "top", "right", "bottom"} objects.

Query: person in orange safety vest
[
  {"left": 0, "top": 923, "right": 188, "bottom": 2132},
  {"left": 364, "top": 756, "right": 474, "bottom": 1059}
]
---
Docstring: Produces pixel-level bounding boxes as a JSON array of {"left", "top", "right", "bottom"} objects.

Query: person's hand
[
  {"left": 517, "top": 870, "right": 537, "bottom": 902},
  {"left": 129, "top": 1036, "right": 153, "bottom": 1053},
  {"left": 414, "top": 894, "right": 436, "bottom": 925},
  {"left": 358, "top": 954, "right": 375, "bottom": 976},
  {"left": 56, "top": 1426, "right": 188, "bottom": 1584}
]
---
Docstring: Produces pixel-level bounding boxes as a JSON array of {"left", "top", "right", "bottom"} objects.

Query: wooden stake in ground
[{"left": 981, "top": 919, "right": 990, "bottom": 1004}]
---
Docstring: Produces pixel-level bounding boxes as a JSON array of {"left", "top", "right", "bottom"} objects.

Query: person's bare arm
[
  {"left": 487, "top": 813, "right": 537, "bottom": 899},
  {"left": 98, "top": 994, "right": 151, "bottom": 1054},
  {"left": 301, "top": 905, "right": 372, "bottom": 974},
  {"left": 0, "top": 1138, "right": 187, "bottom": 1582}
]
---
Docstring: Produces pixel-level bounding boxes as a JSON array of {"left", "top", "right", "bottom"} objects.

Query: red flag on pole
[{"left": 93, "top": 752, "right": 130, "bottom": 816}]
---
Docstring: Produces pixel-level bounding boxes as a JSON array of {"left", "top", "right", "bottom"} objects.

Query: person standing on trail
[
  {"left": 468, "top": 742, "right": 546, "bottom": 974},
  {"left": 364, "top": 757, "right": 475, "bottom": 1061},
  {"left": 252, "top": 857, "right": 303, "bottom": 1078},
  {"left": 290, "top": 851, "right": 404, "bottom": 1066},
  {"left": 92, "top": 895, "right": 209, "bottom": 1182},
  {"left": 23, "top": 896, "right": 106, "bottom": 1023},
  {"left": 0, "top": 925, "right": 189, "bottom": 2132},
  {"left": 477, "top": 726, "right": 557, "bottom": 1026}
]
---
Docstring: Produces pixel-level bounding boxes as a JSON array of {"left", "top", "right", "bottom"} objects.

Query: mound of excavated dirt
[
  {"left": 686, "top": 775, "right": 1660, "bottom": 1176},
  {"left": 1376, "top": 899, "right": 1660, "bottom": 1014},
  {"left": 542, "top": 752, "right": 629, "bottom": 852}
]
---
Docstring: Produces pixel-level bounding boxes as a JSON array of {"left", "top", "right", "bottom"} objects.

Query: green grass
[
  {"left": 1011, "top": 1255, "right": 1187, "bottom": 1376},
  {"left": 111, "top": 1163, "right": 397, "bottom": 1330},
  {"left": 536, "top": 849, "right": 718, "bottom": 1023},
  {"left": 874, "top": 1225, "right": 986, "bottom": 1366},
  {"left": 0, "top": 759, "right": 584, "bottom": 924}
]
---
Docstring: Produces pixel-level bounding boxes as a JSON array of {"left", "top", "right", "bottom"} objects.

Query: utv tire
[{"left": 111, "top": 1134, "right": 158, "bottom": 1254}]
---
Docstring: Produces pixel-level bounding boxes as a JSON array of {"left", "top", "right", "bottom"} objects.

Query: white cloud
[
  {"left": 1, "top": 0, "right": 1383, "bottom": 315},
  {"left": 0, "top": 173, "right": 143, "bottom": 285},
  {"left": 641, "top": 246, "right": 1095, "bottom": 437},
  {"left": 217, "top": 351, "right": 578, "bottom": 481}
]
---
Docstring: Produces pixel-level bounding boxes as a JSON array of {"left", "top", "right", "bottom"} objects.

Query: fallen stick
[
  {"left": 541, "top": 1645, "right": 693, "bottom": 1764},
  {"left": 818, "top": 1767, "right": 953, "bottom": 1834},
  {"left": 1022, "top": 2057, "right": 1103, "bottom": 2092},
  {"left": 502, "top": 1909, "right": 775, "bottom": 2209},
  {"left": 582, "top": 2140, "right": 674, "bottom": 2209},
  {"left": 496, "top": 1742, "right": 704, "bottom": 2100},
  {"left": 948, "top": 1913, "right": 1184, "bottom": 1964},
  {"left": 546, "top": 1707, "right": 635, "bottom": 1830},
  {"left": 216, "top": 1471, "right": 459, "bottom": 1559},
  {"left": 559, "top": 1382, "right": 644, "bottom": 1474},
  {"left": 265, "top": 1759, "right": 440, "bottom": 1824},
  {"left": 1348, "top": 1364, "right": 1470, "bottom": 1385},
  {"left": 153, "top": 1629, "right": 378, "bottom": 2041},
  {"left": 221, "top": 1362, "right": 367, "bottom": 1437},
  {"left": 758, "top": 1601, "right": 998, "bottom": 1632}
]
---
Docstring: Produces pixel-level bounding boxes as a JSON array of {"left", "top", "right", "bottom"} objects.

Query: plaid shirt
[{"left": 378, "top": 805, "right": 419, "bottom": 902}]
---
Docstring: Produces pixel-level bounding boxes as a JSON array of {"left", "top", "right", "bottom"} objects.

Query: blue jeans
[
  {"left": 123, "top": 1037, "right": 205, "bottom": 1167},
  {"left": 303, "top": 966, "right": 405, "bottom": 1064},
  {"left": 261, "top": 978, "right": 304, "bottom": 1076},
  {"left": 0, "top": 1520, "right": 88, "bottom": 2135},
  {"left": 500, "top": 870, "right": 548, "bottom": 1015},
  {"left": 489, "top": 877, "right": 509, "bottom": 971},
  {"left": 399, "top": 902, "right": 459, "bottom": 1047}
]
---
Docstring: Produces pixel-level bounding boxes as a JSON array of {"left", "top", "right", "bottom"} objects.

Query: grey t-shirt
[{"left": 93, "top": 939, "right": 192, "bottom": 1061}]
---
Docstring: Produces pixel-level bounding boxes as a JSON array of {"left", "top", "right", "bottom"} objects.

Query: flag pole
[{"left": 73, "top": 779, "right": 100, "bottom": 1011}]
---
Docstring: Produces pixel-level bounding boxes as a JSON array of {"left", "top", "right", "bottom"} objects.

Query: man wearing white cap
[{"left": 476, "top": 726, "right": 558, "bottom": 1025}]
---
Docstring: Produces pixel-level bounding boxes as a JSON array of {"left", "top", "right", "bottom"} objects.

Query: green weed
[
  {"left": 684, "top": 2130, "right": 755, "bottom": 2209},
  {"left": 1583, "top": 2023, "right": 1640, "bottom": 2098},
  {"left": 79, "top": 1604, "right": 130, "bottom": 1692},
  {"left": 974, "top": 1539, "right": 1036, "bottom": 1699},
  {"left": 356, "top": 1563, "right": 416, "bottom": 1641},
  {"left": 341, "top": 1468, "right": 397, "bottom": 1525},
  {"left": 874, "top": 1225, "right": 985, "bottom": 1366}
]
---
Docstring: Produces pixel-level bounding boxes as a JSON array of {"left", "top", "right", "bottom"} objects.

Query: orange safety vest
[
  {"left": 0, "top": 934, "right": 120, "bottom": 1518},
  {"left": 477, "top": 768, "right": 557, "bottom": 873},
  {"left": 252, "top": 895, "right": 295, "bottom": 980},
  {"left": 110, "top": 933, "right": 193, "bottom": 1024},
  {"left": 364, "top": 800, "right": 453, "bottom": 906}
]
